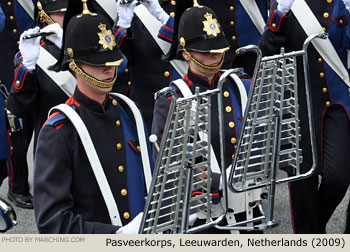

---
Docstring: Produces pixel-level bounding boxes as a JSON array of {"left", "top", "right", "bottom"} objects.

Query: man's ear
[{"left": 182, "top": 50, "right": 190, "bottom": 61}]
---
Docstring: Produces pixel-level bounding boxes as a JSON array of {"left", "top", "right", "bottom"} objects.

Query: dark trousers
[
  {"left": 7, "top": 115, "right": 34, "bottom": 195},
  {"left": 0, "top": 159, "right": 7, "bottom": 187},
  {"left": 289, "top": 106, "right": 350, "bottom": 233}
]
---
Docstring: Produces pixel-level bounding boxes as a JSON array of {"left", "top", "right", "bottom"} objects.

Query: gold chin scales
[
  {"left": 69, "top": 60, "right": 117, "bottom": 88},
  {"left": 184, "top": 50, "right": 224, "bottom": 72}
]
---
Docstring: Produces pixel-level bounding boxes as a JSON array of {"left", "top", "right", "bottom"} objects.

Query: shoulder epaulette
[{"left": 44, "top": 104, "right": 77, "bottom": 130}]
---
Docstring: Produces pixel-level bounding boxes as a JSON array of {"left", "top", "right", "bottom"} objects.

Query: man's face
[
  {"left": 183, "top": 50, "right": 223, "bottom": 77},
  {"left": 78, "top": 64, "right": 117, "bottom": 94},
  {"left": 50, "top": 13, "right": 65, "bottom": 27},
  {"left": 80, "top": 64, "right": 116, "bottom": 83}
]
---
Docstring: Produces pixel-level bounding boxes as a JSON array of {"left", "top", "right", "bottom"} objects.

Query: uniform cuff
[
  {"left": 158, "top": 15, "right": 174, "bottom": 43},
  {"left": 269, "top": 9, "right": 285, "bottom": 32}
]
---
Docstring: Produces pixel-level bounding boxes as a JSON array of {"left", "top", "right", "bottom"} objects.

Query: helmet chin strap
[
  {"left": 183, "top": 49, "right": 224, "bottom": 72},
  {"left": 69, "top": 59, "right": 117, "bottom": 88}
]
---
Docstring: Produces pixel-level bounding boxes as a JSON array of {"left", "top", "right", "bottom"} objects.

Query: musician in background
[
  {"left": 151, "top": 1, "right": 262, "bottom": 234},
  {"left": 0, "top": 0, "right": 36, "bottom": 210},
  {"left": 114, "top": 0, "right": 268, "bottom": 133},
  {"left": 259, "top": 0, "right": 350, "bottom": 233},
  {"left": 0, "top": 3, "right": 9, "bottom": 187},
  {"left": 6, "top": 0, "right": 68, "bottom": 153},
  {"left": 34, "top": 0, "right": 152, "bottom": 234}
]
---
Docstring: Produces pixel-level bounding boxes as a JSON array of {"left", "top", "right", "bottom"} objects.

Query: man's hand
[
  {"left": 40, "top": 23, "right": 63, "bottom": 49},
  {"left": 116, "top": 212, "right": 143, "bottom": 234},
  {"left": 276, "top": 0, "right": 295, "bottom": 13},
  {"left": 116, "top": 0, "right": 138, "bottom": 29},
  {"left": 19, "top": 27, "right": 41, "bottom": 71},
  {"left": 142, "top": 0, "right": 169, "bottom": 24},
  {"left": 342, "top": 0, "right": 350, "bottom": 13}
]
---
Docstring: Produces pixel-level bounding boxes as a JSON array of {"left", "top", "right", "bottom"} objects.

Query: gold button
[
  {"left": 223, "top": 91, "right": 229, "bottom": 97},
  {"left": 322, "top": 27, "right": 327, "bottom": 32},
  {"left": 320, "top": 72, "right": 325, "bottom": 78},
  {"left": 327, "top": 0, "right": 332, "bottom": 3},
  {"left": 232, "top": 36, "right": 236, "bottom": 41},
  {"left": 13, "top": 29, "right": 17, "bottom": 34},
  {"left": 340, "top": 19, "right": 344, "bottom": 25},
  {"left": 8, "top": 132, "right": 11, "bottom": 136},
  {"left": 112, "top": 99, "right": 118, "bottom": 106},
  {"left": 232, "top": 154, "right": 235, "bottom": 159},
  {"left": 118, "top": 165, "right": 124, "bottom": 172},
  {"left": 127, "top": 81, "right": 131, "bottom": 86},
  {"left": 16, "top": 41, "right": 20, "bottom": 45},
  {"left": 325, "top": 101, "right": 331, "bottom": 107},
  {"left": 124, "top": 68, "right": 129, "bottom": 73},
  {"left": 229, "top": 122, "right": 235, "bottom": 128},
  {"left": 170, "top": 12, "right": 175, "bottom": 17},
  {"left": 10, "top": 146, "right": 13, "bottom": 150},
  {"left": 323, "top": 12, "right": 329, "bottom": 19},
  {"left": 7, "top": 2, "right": 12, "bottom": 6},
  {"left": 231, "top": 137, "right": 237, "bottom": 144},
  {"left": 322, "top": 87, "right": 328, "bottom": 93},
  {"left": 317, "top": 57, "right": 323, "bottom": 63},
  {"left": 123, "top": 212, "right": 130, "bottom": 220},
  {"left": 230, "top": 21, "right": 235, "bottom": 26},
  {"left": 137, "top": 145, "right": 141, "bottom": 152},
  {"left": 229, "top": 6, "right": 234, "bottom": 11},
  {"left": 171, "top": 0, "right": 176, "bottom": 5},
  {"left": 15, "top": 80, "right": 20, "bottom": 86},
  {"left": 225, "top": 106, "right": 232, "bottom": 113},
  {"left": 116, "top": 120, "right": 121, "bottom": 127},
  {"left": 121, "top": 189, "right": 128, "bottom": 196},
  {"left": 164, "top": 71, "right": 170, "bottom": 77},
  {"left": 116, "top": 143, "right": 123, "bottom": 150},
  {"left": 272, "top": 23, "right": 276, "bottom": 28},
  {"left": 9, "top": 16, "right": 14, "bottom": 21}
]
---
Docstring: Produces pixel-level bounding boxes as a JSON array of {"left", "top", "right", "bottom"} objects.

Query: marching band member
[
  {"left": 151, "top": 0, "right": 261, "bottom": 233},
  {"left": 34, "top": 0, "right": 153, "bottom": 234},
  {"left": 0, "top": 3, "right": 9, "bottom": 187},
  {"left": 114, "top": 0, "right": 268, "bottom": 133},
  {"left": 0, "top": 0, "right": 36, "bottom": 210},
  {"left": 259, "top": 0, "right": 350, "bottom": 233},
  {"left": 6, "top": 0, "right": 68, "bottom": 152}
]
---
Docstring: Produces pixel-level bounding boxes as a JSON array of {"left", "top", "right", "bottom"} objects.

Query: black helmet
[
  {"left": 36, "top": 0, "right": 68, "bottom": 25},
  {"left": 51, "top": 0, "right": 124, "bottom": 88},
  {"left": 61, "top": 13, "right": 123, "bottom": 70},
  {"left": 163, "top": 0, "right": 230, "bottom": 62}
]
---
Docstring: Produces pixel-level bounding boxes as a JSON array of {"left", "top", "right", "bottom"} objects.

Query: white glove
[
  {"left": 116, "top": 0, "right": 138, "bottom": 29},
  {"left": 188, "top": 213, "right": 197, "bottom": 226},
  {"left": 342, "top": 0, "right": 350, "bottom": 13},
  {"left": 19, "top": 26, "right": 41, "bottom": 71},
  {"left": 116, "top": 212, "right": 143, "bottom": 234},
  {"left": 40, "top": 23, "right": 63, "bottom": 49},
  {"left": 142, "top": 0, "right": 169, "bottom": 24},
  {"left": 276, "top": 0, "right": 295, "bottom": 13}
]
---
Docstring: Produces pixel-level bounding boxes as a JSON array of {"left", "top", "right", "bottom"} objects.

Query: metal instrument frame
[
  {"left": 217, "top": 34, "right": 326, "bottom": 231},
  {"left": 139, "top": 77, "right": 231, "bottom": 233}
]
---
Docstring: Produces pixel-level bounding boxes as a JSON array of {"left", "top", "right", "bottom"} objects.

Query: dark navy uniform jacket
[
  {"left": 6, "top": 39, "right": 68, "bottom": 150},
  {"left": 151, "top": 68, "right": 250, "bottom": 191},
  {"left": 259, "top": 0, "right": 350, "bottom": 173},
  {"left": 34, "top": 87, "right": 153, "bottom": 233},
  {"left": 114, "top": 0, "right": 267, "bottom": 132},
  {"left": 0, "top": 0, "right": 35, "bottom": 88}
]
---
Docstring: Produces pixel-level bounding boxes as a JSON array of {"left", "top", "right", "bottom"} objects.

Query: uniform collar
[
  {"left": 73, "top": 87, "right": 111, "bottom": 113},
  {"left": 186, "top": 68, "right": 220, "bottom": 89}
]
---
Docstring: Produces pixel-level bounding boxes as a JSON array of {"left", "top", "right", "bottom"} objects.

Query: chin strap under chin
[
  {"left": 69, "top": 59, "right": 117, "bottom": 88},
  {"left": 183, "top": 49, "right": 224, "bottom": 72}
]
